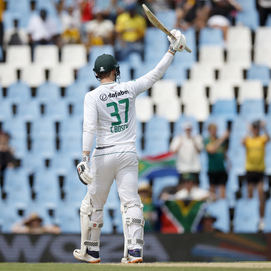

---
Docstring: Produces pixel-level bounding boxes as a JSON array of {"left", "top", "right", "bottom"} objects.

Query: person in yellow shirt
[
  {"left": 242, "top": 120, "right": 270, "bottom": 229},
  {"left": 115, "top": 3, "right": 146, "bottom": 61}
]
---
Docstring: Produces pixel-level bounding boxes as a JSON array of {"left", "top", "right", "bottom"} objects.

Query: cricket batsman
[{"left": 73, "top": 29, "right": 186, "bottom": 264}]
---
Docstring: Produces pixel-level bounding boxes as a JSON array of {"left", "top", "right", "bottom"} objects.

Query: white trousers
[{"left": 82, "top": 143, "right": 143, "bottom": 251}]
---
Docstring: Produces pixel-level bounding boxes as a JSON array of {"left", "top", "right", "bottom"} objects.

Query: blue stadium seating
[
  {"left": 7, "top": 82, "right": 31, "bottom": 103},
  {"left": 264, "top": 198, "right": 271, "bottom": 232},
  {"left": 16, "top": 100, "right": 41, "bottom": 121},
  {"left": 199, "top": 28, "right": 224, "bottom": 47},
  {"left": 163, "top": 64, "right": 186, "bottom": 86},
  {"left": 43, "top": 100, "right": 70, "bottom": 121},
  {"left": 236, "top": 10, "right": 259, "bottom": 31},
  {"left": 6, "top": 0, "right": 30, "bottom": 14},
  {"left": 77, "top": 64, "right": 100, "bottom": 88},
  {"left": 233, "top": 198, "right": 260, "bottom": 233},
  {"left": 247, "top": 65, "right": 270, "bottom": 86},
  {"left": 89, "top": 45, "right": 115, "bottom": 64},
  {"left": 9, "top": 136, "right": 28, "bottom": 157},
  {"left": 59, "top": 116, "right": 83, "bottom": 139},
  {"left": 144, "top": 138, "right": 169, "bottom": 156},
  {"left": 156, "top": 9, "right": 175, "bottom": 30},
  {"left": 145, "top": 115, "right": 171, "bottom": 140},
  {"left": 65, "top": 81, "right": 89, "bottom": 102},
  {"left": 118, "top": 62, "right": 131, "bottom": 82},
  {"left": 206, "top": 199, "right": 230, "bottom": 233},
  {"left": 0, "top": 100, "right": 13, "bottom": 121},
  {"left": 21, "top": 152, "right": 44, "bottom": 174},
  {"left": 173, "top": 115, "right": 199, "bottom": 136},
  {"left": 240, "top": 100, "right": 265, "bottom": 119},
  {"left": 128, "top": 52, "right": 143, "bottom": 71},
  {"left": 31, "top": 117, "right": 55, "bottom": 139},
  {"left": 31, "top": 137, "right": 56, "bottom": 157},
  {"left": 50, "top": 153, "right": 75, "bottom": 176},
  {"left": 36, "top": 82, "right": 61, "bottom": 103},
  {"left": 236, "top": 0, "right": 256, "bottom": 11},
  {"left": 212, "top": 100, "right": 237, "bottom": 121},
  {"left": 59, "top": 137, "right": 82, "bottom": 158},
  {"left": 3, "top": 116, "right": 27, "bottom": 138}
]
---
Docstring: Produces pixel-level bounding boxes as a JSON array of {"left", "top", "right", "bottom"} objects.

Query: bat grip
[{"left": 185, "top": 45, "right": 192, "bottom": 53}]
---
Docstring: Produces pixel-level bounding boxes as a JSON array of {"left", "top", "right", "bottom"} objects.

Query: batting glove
[
  {"left": 167, "top": 29, "right": 186, "bottom": 53},
  {"left": 77, "top": 155, "right": 93, "bottom": 185}
]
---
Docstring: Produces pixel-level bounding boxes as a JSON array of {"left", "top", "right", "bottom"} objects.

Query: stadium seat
[
  {"left": 202, "top": 115, "right": 228, "bottom": 138},
  {"left": 34, "top": 45, "right": 59, "bottom": 69},
  {"left": 199, "top": 28, "right": 224, "bottom": 47},
  {"left": 152, "top": 80, "right": 178, "bottom": 103},
  {"left": 254, "top": 27, "right": 271, "bottom": 48},
  {"left": 16, "top": 100, "right": 41, "bottom": 121},
  {"left": 227, "top": 48, "right": 251, "bottom": 69},
  {"left": 135, "top": 97, "right": 153, "bottom": 122},
  {"left": 144, "top": 137, "right": 169, "bottom": 156},
  {"left": 36, "top": 0, "right": 58, "bottom": 18},
  {"left": 2, "top": 116, "right": 27, "bottom": 138},
  {"left": 254, "top": 46, "right": 271, "bottom": 69},
  {"left": 89, "top": 45, "right": 115, "bottom": 63},
  {"left": 212, "top": 100, "right": 237, "bottom": 121},
  {"left": 6, "top": 0, "right": 30, "bottom": 13},
  {"left": 156, "top": 9, "right": 175, "bottom": 30},
  {"left": 21, "top": 152, "right": 44, "bottom": 174},
  {"left": 181, "top": 81, "right": 207, "bottom": 104},
  {"left": 206, "top": 199, "right": 230, "bottom": 233},
  {"left": 49, "top": 65, "right": 74, "bottom": 87},
  {"left": 31, "top": 117, "right": 56, "bottom": 139},
  {"left": 173, "top": 115, "right": 199, "bottom": 136},
  {"left": 117, "top": 62, "right": 131, "bottom": 82},
  {"left": 145, "top": 115, "right": 171, "bottom": 140},
  {"left": 6, "top": 45, "right": 31, "bottom": 68},
  {"left": 267, "top": 81, "right": 271, "bottom": 103},
  {"left": 0, "top": 64, "right": 17, "bottom": 87},
  {"left": 173, "top": 47, "right": 196, "bottom": 70},
  {"left": 262, "top": 197, "right": 271, "bottom": 232},
  {"left": 21, "top": 65, "right": 46, "bottom": 87},
  {"left": 236, "top": 0, "right": 256, "bottom": 10},
  {"left": 152, "top": 176, "right": 178, "bottom": 201},
  {"left": 238, "top": 80, "right": 263, "bottom": 103},
  {"left": 34, "top": 170, "right": 61, "bottom": 206},
  {"left": 218, "top": 64, "right": 243, "bottom": 85},
  {"left": 199, "top": 45, "right": 224, "bottom": 68},
  {"left": 43, "top": 100, "right": 69, "bottom": 121},
  {"left": 236, "top": 10, "right": 259, "bottom": 31},
  {"left": 61, "top": 44, "right": 87, "bottom": 69},
  {"left": 247, "top": 65, "right": 270, "bottom": 86},
  {"left": 59, "top": 137, "right": 82, "bottom": 158},
  {"left": 163, "top": 64, "right": 186, "bottom": 86},
  {"left": 0, "top": 100, "right": 13, "bottom": 121},
  {"left": 31, "top": 137, "right": 56, "bottom": 158},
  {"left": 145, "top": 43, "right": 167, "bottom": 64},
  {"left": 9, "top": 136, "right": 28, "bottom": 157},
  {"left": 233, "top": 198, "right": 260, "bottom": 233},
  {"left": 70, "top": 99, "right": 84, "bottom": 117},
  {"left": 36, "top": 82, "right": 61, "bottom": 103},
  {"left": 128, "top": 52, "right": 143, "bottom": 71},
  {"left": 230, "top": 116, "right": 249, "bottom": 140},
  {"left": 240, "top": 100, "right": 265, "bottom": 119},
  {"left": 184, "top": 98, "right": 209, "bottom": 121},
  {"left": 65, "top": 81, "right": 89, "bottom": 102},
  {"left": 77, "top": 64, "right": 101, "bottom": 88},
  {"left": 227, "top": 26, "right": 252, "bottom": 50},
  {"left": 4, "top": 168, "right": 31, "bottom": 204},
  {"left": 59, "top": 116, "right": 83, "bottom": 139},
  {"left": 156, "top": 99, "right": 181, "bottom": 122},
  {"left": 189, "top": 64, "right": 215, "bottom": 85},
  {"left": 227, "top": 145, "right": 246, "bottom": 174},
  {"left": 6, "top": 82, "right": 31, "bottom": 103},
  {"left": 50, "top": 152, "right": 75, "bottom": 176},
  {"left": 209, "top": 81, "right": 235, "bottom": 104}
]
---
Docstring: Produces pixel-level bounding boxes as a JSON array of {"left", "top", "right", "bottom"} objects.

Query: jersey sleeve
[
  {"left": 127, "top": 52, "right": 174, "bottom": 97},
  {"left": 82, "top": 93, "right": 97, "bottom": 152}
]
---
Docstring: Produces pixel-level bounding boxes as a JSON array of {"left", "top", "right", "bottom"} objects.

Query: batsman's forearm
[{"left": 82, "top": 130, "right": 95, "bottom": 153}]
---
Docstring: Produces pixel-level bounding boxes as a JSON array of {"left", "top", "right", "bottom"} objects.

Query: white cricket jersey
[{"left": 83, "top": 52, "right": 174, "bottom": 151}]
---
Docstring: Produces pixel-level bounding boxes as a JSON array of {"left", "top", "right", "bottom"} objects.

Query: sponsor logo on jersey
[
  {"left": 111, "top": 124, "right": 129, "bottom": 133},
  {"left": 108, "top": 90, "right": 129, "bottom": 98},
  {"left": 100, "top": 94, "right": 108, "bottom": 101}
]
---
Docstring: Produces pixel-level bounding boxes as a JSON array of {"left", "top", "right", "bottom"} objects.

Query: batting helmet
[{"left": 93, "top": 54, "right": 119, "bottom": 73}]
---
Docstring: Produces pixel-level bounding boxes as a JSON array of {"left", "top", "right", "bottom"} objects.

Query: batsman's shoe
[
  {"left": 73, "top": 249, "right": 101, "bottom": 263},
  {"left": 121, "top": 249, "right": 143, "bottom": 264}
]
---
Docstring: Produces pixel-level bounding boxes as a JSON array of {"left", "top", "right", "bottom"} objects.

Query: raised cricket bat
[{"left": 142, "top": 4, "right": 192, "bottom": 53}]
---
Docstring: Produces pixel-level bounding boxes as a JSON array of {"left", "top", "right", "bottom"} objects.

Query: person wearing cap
[
  {"left": 242, "top": 120, "right": 270, "bottom": 230},
  {"left": 204, "top": 124, "right": 229, "bottom": 199},
  {"left": 115, "top": 3, "right": 146, "bottom": 60},
  {"left": 138, "top": 181, "right": 157, "bottom": 232},
  {"left": 85, "top": 7, "right": 114, "bottom": 48},
  {"left": 170, "top": 122, "right": 203, "bottom": 184},
  {"left": 73, "top": 28, "right": 186, "bottom": 263}
]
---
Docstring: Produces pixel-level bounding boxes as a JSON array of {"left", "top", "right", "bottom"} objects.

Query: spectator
[
  {"left": 4, "top": 19, "right": 28, "bottom": 48},
  {"left": 199, "top": 211, "right": 217, "bottom": 233},
  {"left": 175, "top": 0, "right": 209, "bottom": 31},
  {"left": 61, "top": 6, "right": 81, "bottom": 44},
  {"left": 27, "top": 9, "right": 60, "bottom": 47},
  {"left": 161, "top": 173, "right": 215, "bottom": 201},
  {"left": 79, "top": 0, "right": 94, "bottom": 23},
  {"left": 103, "top": 0, "right": 125, "bottom": 24},
  {"left": 204, "top": 124, "right": 229, "bottom": 199},
  {"left": 12, "top": 213, "right": 61, "bottom": 234},
  {"left": 0, "top": 131, "right": 15, "bottom": 199},
  {"left": 170, "top": 122, "right": 203, "bottom": 184},
  {"left": 207, "top": 0, "right": 242, "bottom": 41},
  {"left": 258, "top": 0, "right": 271, "bottom": 26},
  {"left": 115, "top": 3, "right": 146, "bottom": 61},
  {"left": 242, "top": 120, "right": 270, "bottom": 230},
  {"left": 85, "top": 8, "right": 114, "bottom": 48},
  {"left": 138, "top": 181, "right": 158, "bottom": 232}
]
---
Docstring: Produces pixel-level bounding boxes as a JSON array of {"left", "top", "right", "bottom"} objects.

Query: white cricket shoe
[
  {"left": 121, "top": 249, "right": 143, "bottom": 264},
  {"left": 73, "top": 249, "right": 101, "bottom": 264}
]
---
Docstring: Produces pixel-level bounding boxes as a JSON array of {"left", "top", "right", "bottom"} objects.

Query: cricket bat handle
[{"left": 168, "top": 32, "right": 192, "bottom": 53}]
